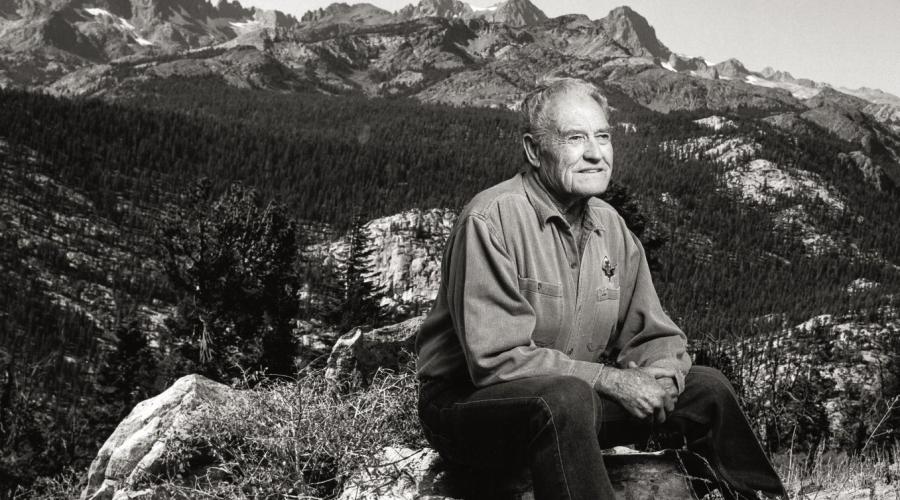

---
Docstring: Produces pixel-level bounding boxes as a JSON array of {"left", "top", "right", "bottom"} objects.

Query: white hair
[{"left": 520, "top": 77, "right": 610, "bottom": 141}]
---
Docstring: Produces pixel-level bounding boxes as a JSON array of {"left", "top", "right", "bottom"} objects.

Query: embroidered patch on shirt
[{"left": 602, "top": 255, "right": 617, "bottom": 282}]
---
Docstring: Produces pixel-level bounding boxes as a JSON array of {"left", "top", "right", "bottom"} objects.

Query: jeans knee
[
  {"left": 533, "top": 376, "right": 597, "bottom": 429},
  {"left": 691, "top": 366, "right": 738, "bottom": 405}
]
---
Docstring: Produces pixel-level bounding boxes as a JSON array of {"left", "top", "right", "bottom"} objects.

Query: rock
[
  {"left": 80, "top": 374, "right": 237, "bottom": 500},
  {"left": 325, "top": 315, "right": 424, "bottom": 392},
  {"left": 693, "top": 115, "right": 737, "bottom": 131},
  {"left": 338, "top": 447, "right": 451, "bottom": 500},
  {"left": 838, "top": 151, "right": 893, "bottom": 191},
  {"left": 338, "top": 446, "right": 695, "bottom": 499},
  {"left": 734, "top": 311, "right": 900, "bottom": 449}
]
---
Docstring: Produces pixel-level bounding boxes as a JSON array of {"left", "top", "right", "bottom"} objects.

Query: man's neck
[
  {"left": 543, "top": 186, "right": 587, "bottom": 228},
  {"left": 554, "top": 196, "right": 586, "bottom": 228}
]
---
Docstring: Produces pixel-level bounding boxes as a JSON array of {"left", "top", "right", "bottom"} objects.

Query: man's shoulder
[{"left": 460, "top": 173, "right": 530, "bottom": 221}]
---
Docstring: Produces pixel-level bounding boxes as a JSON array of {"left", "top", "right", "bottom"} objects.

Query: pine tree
[
  {"left": 95, "top": 319, "right": 157, "bottom": 420},
  {"left": 158, "top": 181, "right": 300, "bottom": 380},
  {"left": 330, "top": 212, "right": 382, "bottom": 331}
]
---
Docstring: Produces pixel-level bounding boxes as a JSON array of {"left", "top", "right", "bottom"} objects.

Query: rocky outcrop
[
  {"left": 366, "top": 208, "right": 455, "bottom": 310},
  {"left": 734, "top": 312, "right": 900, "bottom": 449},
  {"left": 49, "top": 46, "right": 312, "bottom": 97},
  {"left": 338, "top": 446, "right": 695, "bottom": 499},
  {"left": 325, "top": 315, "right": 424, "bottom": 392},
  {"left": 838, "top": 150, "right": 893, "bottom": 191},
  {"left": 763, "top": 112, "right": 818, "bottom": 136},
  {"left": 80, "top": 374, "right": 237, "bottom": 500}
]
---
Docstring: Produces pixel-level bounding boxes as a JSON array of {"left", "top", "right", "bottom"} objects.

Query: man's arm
[
  {"left": 445, "top": 213, "right": 605, "bottom": 388},
  {"left": 612, "top": 228, "right": 692, "bottom": 393}
]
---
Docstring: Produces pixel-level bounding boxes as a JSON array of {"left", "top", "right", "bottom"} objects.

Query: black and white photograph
[{"left": 1, "top": 0, "right": 899, "bottom": 498}]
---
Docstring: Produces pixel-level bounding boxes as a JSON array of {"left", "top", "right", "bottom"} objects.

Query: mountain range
[{"left": 9, "top": 0, "right": 893, "bottom": 181}]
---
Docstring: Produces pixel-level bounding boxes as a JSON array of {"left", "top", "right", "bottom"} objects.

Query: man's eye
[
  {"left": 595, "top": 133, "right": 611, "bottom": 143},
  {"left": 567, "top": 135, "right": 586, "bottom": 143}
]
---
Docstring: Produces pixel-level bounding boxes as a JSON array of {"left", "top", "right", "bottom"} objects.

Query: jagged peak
[
  {"left": 398, "top": 0, "right": 472, "bottom": 20},
  {"left": 598, "top": 4, "right": 670, "bottom": 59},
  {"left": 301, "top": 2, "right": 392, "bottom": 23},
  {"left": 396, "top": 0, "right": 545, "bottom": 25},
  {"left": 714, "top": 58, "right": 751, "bottom": 78}
]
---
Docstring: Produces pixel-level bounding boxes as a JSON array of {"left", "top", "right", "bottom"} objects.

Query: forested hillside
[{"left": 2, "top": 80, "right": 900, "bottom": 491}]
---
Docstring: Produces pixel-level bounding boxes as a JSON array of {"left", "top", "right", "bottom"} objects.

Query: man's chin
[{"left": 573, "top": 180, "right": 610, "bottom": 197}]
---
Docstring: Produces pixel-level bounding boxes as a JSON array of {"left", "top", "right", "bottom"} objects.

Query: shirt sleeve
[
  {"left": 614, "top": 229, "right": 692, "bottom": 393},
  {"left": 446, "top": 214, "right": 605, "bottom": 388}
]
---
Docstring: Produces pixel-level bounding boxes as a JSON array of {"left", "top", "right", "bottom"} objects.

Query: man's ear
[{"left": 522, "top": 134, "right": 541, "bottom": 168}]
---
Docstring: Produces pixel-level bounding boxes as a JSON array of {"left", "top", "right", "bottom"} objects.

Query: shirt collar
[{"left": 521, "top": 168, "right": 606, "bottom": 233}]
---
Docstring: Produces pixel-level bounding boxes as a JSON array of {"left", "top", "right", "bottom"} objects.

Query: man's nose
[{"left": 583, "top": 136, "right": 603, "bottom": 162}]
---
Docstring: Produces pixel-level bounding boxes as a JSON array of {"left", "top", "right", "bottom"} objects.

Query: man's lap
[{"left": 418, "top": 366, "right": 735, "bottom": 460}]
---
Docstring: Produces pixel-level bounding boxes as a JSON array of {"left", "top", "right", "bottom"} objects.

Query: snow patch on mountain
[
  {"left": 743, "top": 74, "right": 822, "bottom": 100},
  {"left": 84, "top": 7, "right": 155, "bottom": 46}
]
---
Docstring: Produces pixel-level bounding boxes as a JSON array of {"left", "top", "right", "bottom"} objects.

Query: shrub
[{"left": 147, "top": 363, "right": 425, "bottom": 498}]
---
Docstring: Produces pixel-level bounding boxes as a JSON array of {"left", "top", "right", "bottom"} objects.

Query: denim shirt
[{"left": 416, "top": 169, "right": 691, "bottom": 393}]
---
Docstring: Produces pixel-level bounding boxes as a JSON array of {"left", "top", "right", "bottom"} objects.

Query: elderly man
[{"left": 415, "top": 78, "right": 786, "bottom": 499}]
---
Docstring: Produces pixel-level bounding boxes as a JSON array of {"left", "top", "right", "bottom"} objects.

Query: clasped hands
[{"left": 598, "top": 361, "right": 679, "bottom": 423}]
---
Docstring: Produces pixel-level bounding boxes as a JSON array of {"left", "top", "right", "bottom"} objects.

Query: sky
[{"left": 241, "top": 0, "right": 900, "bottom": 97}]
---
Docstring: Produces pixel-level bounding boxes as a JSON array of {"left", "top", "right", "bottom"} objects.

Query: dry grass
[
  {"left": 141, "top": 362, "right": 426, "bottom": 499},
  {"left": 18, "top": 359, "right": 900, "bottom": 499},
  {"left": 774, "top": 445, "right": 900, "bottom": 499}
]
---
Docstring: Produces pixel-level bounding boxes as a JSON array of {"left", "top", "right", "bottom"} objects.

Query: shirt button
[{"left": 570, "top": 262, "right": 577, "bottom": 269}]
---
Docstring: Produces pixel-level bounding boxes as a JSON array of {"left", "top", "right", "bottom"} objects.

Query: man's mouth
[{"left": 578, "top": 168, "right": 606, "bottom": 173}]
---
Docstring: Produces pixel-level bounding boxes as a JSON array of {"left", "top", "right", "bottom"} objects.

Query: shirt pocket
[
  {"left": 597, "top": 287, "right": 620, "bottom": 301},
  {"left": 597, "top": 274, "right": 621, "bottom": 302},
  {"left": 517, "top": 277, "right": 563, "bottom": 348}
]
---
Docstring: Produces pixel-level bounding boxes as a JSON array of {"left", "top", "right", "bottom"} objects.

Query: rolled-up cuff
[{"left": 569, "top": 360, "right": 605, "bottom": 390}]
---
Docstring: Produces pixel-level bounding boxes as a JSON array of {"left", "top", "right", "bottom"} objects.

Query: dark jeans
[{"left": 418, "top": 366, "right": 787, "bottom": 500}]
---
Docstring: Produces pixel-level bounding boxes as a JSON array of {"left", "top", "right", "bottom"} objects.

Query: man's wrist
[{"left": 593, "top": 364, "right": 619, "bottom": 396}]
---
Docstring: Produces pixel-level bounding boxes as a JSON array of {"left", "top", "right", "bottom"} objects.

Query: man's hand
[
  {"left": 597, "top": 362, "right": 677, "bottom": 422},
  {"left": 654, "top": 373, "right": 678, "bottom": 420}
]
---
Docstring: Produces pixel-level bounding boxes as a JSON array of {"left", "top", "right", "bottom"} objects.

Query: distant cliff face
[
  {"left": 0, "top": 0, "right": 297, "bottom": 87},
  {"left": 397, "top": 0, "right": 473, "bottom": 20},
  {"left": 598, "top": 5, "right": 669, "bottom": 60},
  {"left": 397, "top": 0, "right": 547, "bottom": 26}
]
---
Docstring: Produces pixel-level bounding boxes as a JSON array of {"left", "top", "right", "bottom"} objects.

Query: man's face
[{"left": 529, "top": 92, "right": 614, "bottom": 203}]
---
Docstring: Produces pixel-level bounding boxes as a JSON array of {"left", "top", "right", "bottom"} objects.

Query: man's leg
[
  {"left": 593, "top": 366, "right": 786, "bottom": 499},
  {"left": 418, "top": 375, "right": 615, "bottom": 500},
  {"left": 662, "top": 366, "right": 787, "bottom": 499}
]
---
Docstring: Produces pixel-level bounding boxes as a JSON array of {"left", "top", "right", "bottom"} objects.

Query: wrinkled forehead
[{"left": 543, "top": 91, "right": 610, "bottom": 131}]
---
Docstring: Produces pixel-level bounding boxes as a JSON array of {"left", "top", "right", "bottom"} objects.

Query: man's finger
[
  {"left": 643, "top": 366, "right": 677, "bottom": 379},
  {"left": 664, "top": 395, "right": 675, "bottom": 414},
  {"left": 654, "top": 406, "right": 667, "bottom": 424},
  {"left": 627, "top": 361, "right": 639, "bottom": 369}
]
